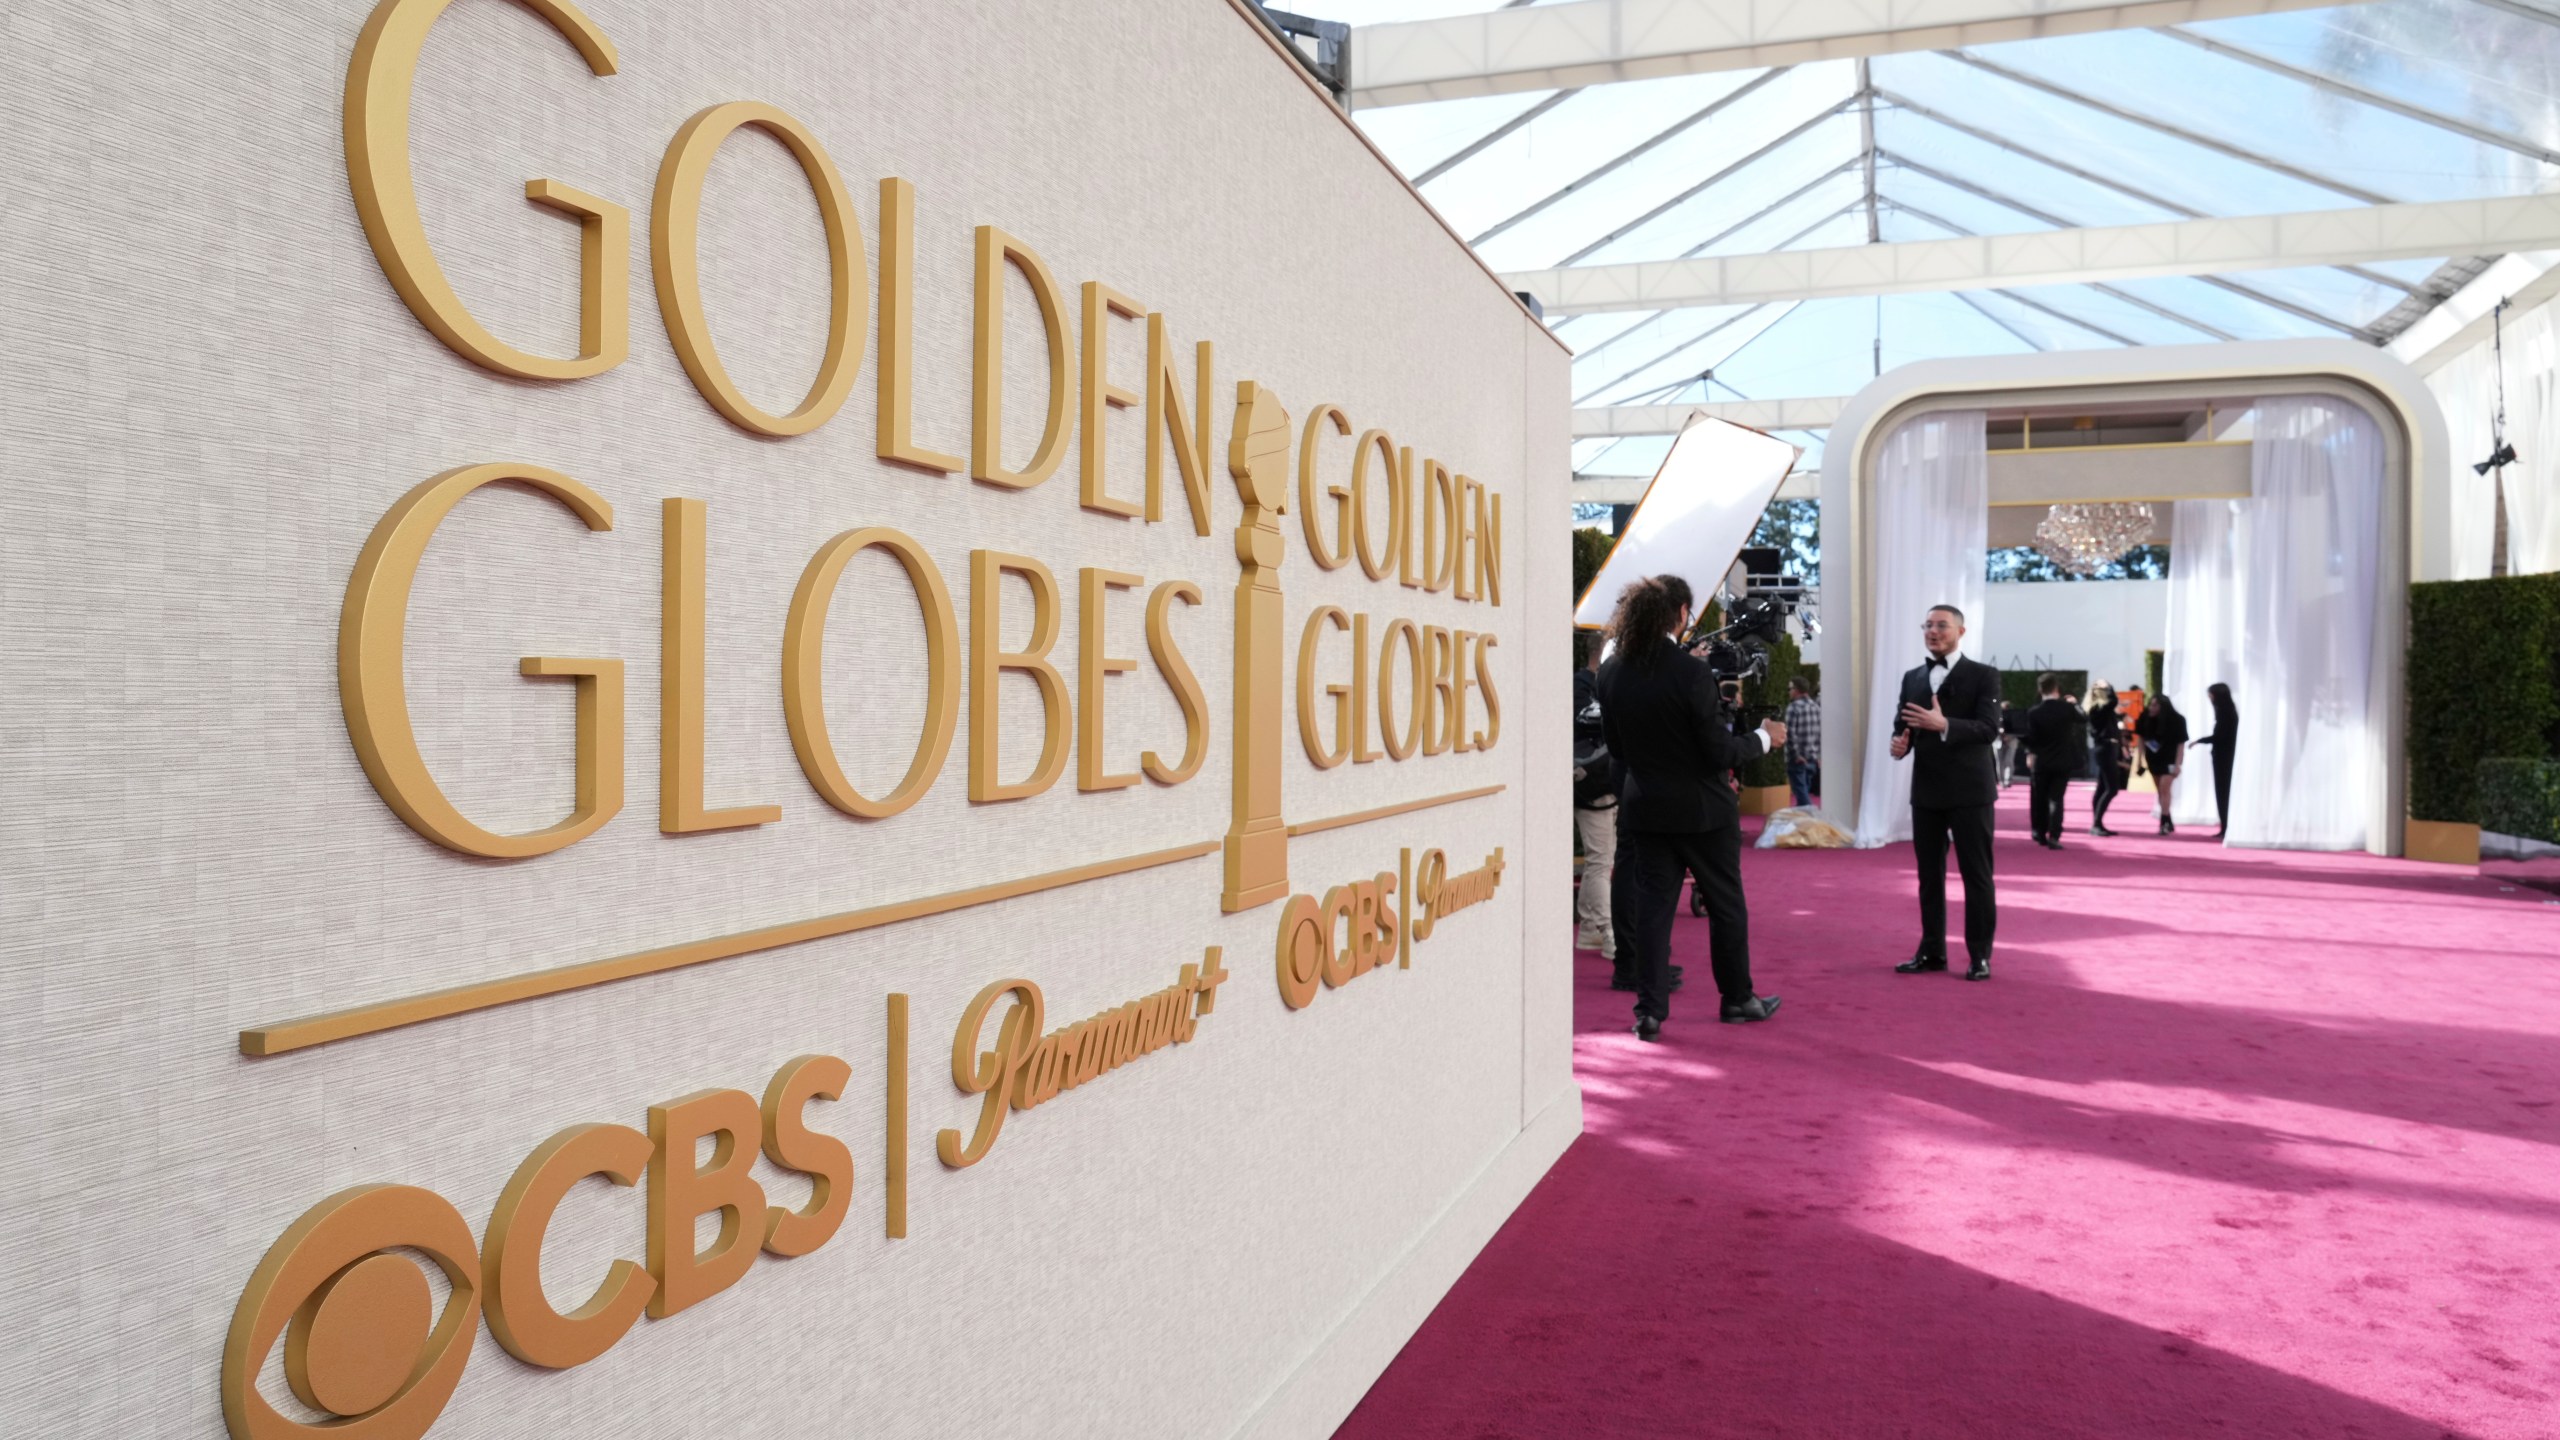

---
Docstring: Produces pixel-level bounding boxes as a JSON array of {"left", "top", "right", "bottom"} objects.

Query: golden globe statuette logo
[{"left": 1224, "top": 380, "right": 1294, "bottom": 912}]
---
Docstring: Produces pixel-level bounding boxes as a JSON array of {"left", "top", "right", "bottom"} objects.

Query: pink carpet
[{"left": 1338, "top": 790, "right": 2560, "bottom": 1440}]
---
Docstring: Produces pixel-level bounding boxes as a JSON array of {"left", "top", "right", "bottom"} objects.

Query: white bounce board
[{"left": 1573, "top": 417, "right": 1801, "bottom": 627}]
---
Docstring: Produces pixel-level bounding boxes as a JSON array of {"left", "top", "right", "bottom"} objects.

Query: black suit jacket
[
  {"left": 2020, "top": 696, "right": 2083, "bottom": 775},
  {"left": 1893, "top": 655, "right": 2002, "bottom": 810},
  {"left": 1595, "top": 647, "right": 1761, "bottom": 833}
]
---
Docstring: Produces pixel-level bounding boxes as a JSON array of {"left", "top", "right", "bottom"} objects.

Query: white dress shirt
[{"left": 1924, "top": 647, "right": 1963, "bottom": 695}]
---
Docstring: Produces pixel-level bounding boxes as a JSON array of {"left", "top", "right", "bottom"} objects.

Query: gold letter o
[
  {"left": 783, "top": 528, "right": 959, "bottom": 818},
  {"left": 653, "top": 101, "right": 868, "bottom": 436}
]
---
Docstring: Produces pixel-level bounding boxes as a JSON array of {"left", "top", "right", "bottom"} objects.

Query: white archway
[{"left": 1817, "top": 340, "right": 2451, "bottom": 858}]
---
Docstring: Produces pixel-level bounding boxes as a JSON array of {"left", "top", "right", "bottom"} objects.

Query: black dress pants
[
  {"left": 2029, "top": 769, "right": 2070, "bottom": 841},
  {"left": 2091, "top": 762, "right": 2127, "bottom": 826},
  {"left": 1619, "top": 826, "right": 1752, "bottom": 1021},
  {"left": 1911, "top": 802, "right": 1996, "bottom": 962}
]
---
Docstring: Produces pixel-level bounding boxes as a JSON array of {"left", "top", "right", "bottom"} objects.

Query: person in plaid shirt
[{"left": 1782, "top": 675, "right": 1821, "bottom": 807}]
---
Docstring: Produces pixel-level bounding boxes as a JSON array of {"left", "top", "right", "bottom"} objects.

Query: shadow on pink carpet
[{"left": 1336, "top": 793, "right": 2560, "bottom": 1440}]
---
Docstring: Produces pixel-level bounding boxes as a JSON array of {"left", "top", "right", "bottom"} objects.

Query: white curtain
[
  {"left": 2512, "top": 301, "right": 2560, "bottom": 575},
  {"left": 1854, "top": 411, "right": 1988, "bottom": 848},
  {"left": 2426, "top": 343, "right": 2502, "bottom": 579},
  {"left": 2162, "top": 499, "right": 2247, "bottom": 827},
  {"left": 2227, "top": 397, "right": 2384, "bottom": 851},
  {"left": 2425, "top": 294, "right": 2560, "bottom": 577}
]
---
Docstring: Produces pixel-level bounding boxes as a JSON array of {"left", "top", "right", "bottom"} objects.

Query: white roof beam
[
  {"left": 1504, "top": 191, "right": 2560, "bottom": 315},
  {"left": 1879, "top": 152, "right": 2271, "bottom": 340},
  {"left": 1880, "top": 196, "right": 2145, "bottom": 344},
  {"left": 1571, "top": 197, "right": 1870, "bottom": 404},
  {"left": 1346, "top": 0, "right": 2380, "bottom": 108},
  {"left": 1575, "top": 397, "right": 1846, "bottom": 436}
]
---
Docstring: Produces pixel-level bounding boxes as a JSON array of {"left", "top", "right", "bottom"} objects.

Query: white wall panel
[{"left": 0, "top": 3, "right": 1575, "bottom": 1436}]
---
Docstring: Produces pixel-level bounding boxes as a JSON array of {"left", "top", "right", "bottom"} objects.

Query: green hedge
[
  {"left": 2479, "top": 759, "right": 2560, "bottom": 845},
  {"left": 2000, "top": 669, "right": 2087, "bottom": 711},
  {"left": 2143, "top": 648, "right": 2165, "bottom": 698},
  {"left": 2408, "top": 574, "right": 2560, "bottom": 823},
  {"left": 1570, "top": 527, "right": 1616, "bottom": 666}
]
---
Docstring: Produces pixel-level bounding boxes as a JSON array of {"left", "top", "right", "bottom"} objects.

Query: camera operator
[{"left": 1595, "top": 574, "right": 1785, "bottom": 1042}]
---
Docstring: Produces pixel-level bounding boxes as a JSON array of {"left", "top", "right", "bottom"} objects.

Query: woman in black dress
[
  {"left": 2192, "top": 682, "right": 2239, "bottom": 839},
  {"left": 2086, "top": 683, "right": 2130, "bottom": 837},
  {"left": 2136, "top": 694, "right": 2191, "bottom": 834}
]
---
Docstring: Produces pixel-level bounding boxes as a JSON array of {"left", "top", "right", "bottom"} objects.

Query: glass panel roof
[{"left": 1320, "top": 0, "right": 2560, "bottom": 473}]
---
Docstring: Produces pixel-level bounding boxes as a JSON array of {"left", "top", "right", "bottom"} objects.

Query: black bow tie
[{"left": 1926, "top": 656, "right": 1948, "bottom": 670}]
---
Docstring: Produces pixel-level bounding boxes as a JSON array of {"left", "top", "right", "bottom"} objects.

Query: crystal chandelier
[{"left": 2033, "top": 503, "right": 2155, "bottom": 576}]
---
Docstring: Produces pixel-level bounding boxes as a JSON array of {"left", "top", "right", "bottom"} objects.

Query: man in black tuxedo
[
  {"left": 1890, "top": 604, "right": 2002, "bottom": 981},
  {"left": 2020, "top": 672, "right": 2083, "bottom": 850},
  {"left": 1597, "top": 576, "right": 1786, "bottom": 1041}
]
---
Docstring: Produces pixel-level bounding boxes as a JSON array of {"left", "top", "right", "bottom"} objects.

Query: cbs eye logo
[{"left": 220, "top": 1184, "right": 481, "bottom": 1440}]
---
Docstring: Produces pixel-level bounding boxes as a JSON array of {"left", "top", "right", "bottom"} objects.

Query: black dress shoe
[
  {"left": 1634, "top": 1014, "right": 1663, "bottom": 1043},
  {"left": 1965, "top": 956, "right": 1992, "bottom": 982},
  {"left": 1895, "top": 953, "right": 1949, "bottom": 974},
  {"left": 1720, "top": 994, "right": 1781, "bottom": 1023},
  {"left": 2046, "top": 836, "right": 2065, "bottom": 850},
  {"left": 2090, "top": 824, "right": 2117, "bottom": 838}
]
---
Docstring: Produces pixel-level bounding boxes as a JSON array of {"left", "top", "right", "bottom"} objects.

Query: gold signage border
[
  {"left": 239, "top": 842, "right": 1218, "bottom": 1056},
  {"left": 1287, "top": 783, "right": 1505, "bottom": 838},
  {"left": 239, "top": 786, "right": 1503, "bottom": 1057}
]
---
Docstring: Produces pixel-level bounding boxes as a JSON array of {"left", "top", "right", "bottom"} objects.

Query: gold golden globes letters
[
  {"left": 232, "top": 0, "right": 1523, "bottom": 1434},
  {"left": 337, "top": 0, "right": 1502, "bottom": 862}
]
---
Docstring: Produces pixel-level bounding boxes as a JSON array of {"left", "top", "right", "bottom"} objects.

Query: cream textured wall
[{"left": 0, "top": 2, "right": 1575, "bottom": 1436}]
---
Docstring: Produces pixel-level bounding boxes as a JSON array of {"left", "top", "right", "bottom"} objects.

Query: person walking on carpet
[
  {"left": 2086, "top": 682, "right": 2130, "bottom": 837},
  {"left": 2021, "top": 672, "right": 2082, "bottom": 850},
  {"left": 2136, "top": 693, "right": 2191, "bottom": 835},
  {"left": 1889, "top": 604, "right": 2001, "bottom": 981},
  {"left": 2193, "top": 682, "right": 2239, "bottom": 839}
]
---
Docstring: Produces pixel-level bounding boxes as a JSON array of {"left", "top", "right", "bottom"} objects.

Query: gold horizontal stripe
[
  {"left": 239, "top": 840, "right": 1223, "bottom": 1057},
  {"left": 1287, "top": 783, "right": 1507, "bottom": 837}
]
